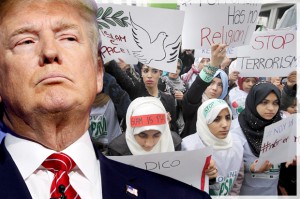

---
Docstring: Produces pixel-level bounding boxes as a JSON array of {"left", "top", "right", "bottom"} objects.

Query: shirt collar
[{"left": 5, "top": 131, "right": 98, "bottom": 184}]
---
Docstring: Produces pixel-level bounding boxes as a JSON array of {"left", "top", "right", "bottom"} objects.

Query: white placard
[
  {"left": 180, "top": 1, "right": 261, "bottom": 49},
  {"left": 257, "top": 114, "right": 298, "bottom": 168},
  {"left": 108, "top": 147, "right": 213, "bottom": 192},
  {"left": 97, "top": 4, "right": 184, "bottom": 73},
  {"left": 236, "top": 29, "right": 297, "bottom": 77}
]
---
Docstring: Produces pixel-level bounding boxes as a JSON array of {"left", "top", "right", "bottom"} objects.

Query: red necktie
[{"left": 42, "top": 153, "right": 81, "bottom": 199}]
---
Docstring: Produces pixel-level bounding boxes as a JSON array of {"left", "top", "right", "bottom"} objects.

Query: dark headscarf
[{"left": 238, "top": 82, "right": 282, "bottom": 157}]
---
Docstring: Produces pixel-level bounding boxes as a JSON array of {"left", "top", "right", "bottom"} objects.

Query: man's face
[{"left": 0, "top": 1, "right": 103, "bottom": 117}]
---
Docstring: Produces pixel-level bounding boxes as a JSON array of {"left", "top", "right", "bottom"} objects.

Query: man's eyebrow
[
  {"left": 9, "top": 21, "right": 81, "bottom": 38},
  {"left": 52, "top": 21, "right": 81, "bottom": 33},
  {"left": 9, "top": 25, "right": 37, "bottom": 37}
]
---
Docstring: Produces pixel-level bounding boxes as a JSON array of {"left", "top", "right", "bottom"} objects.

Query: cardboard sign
[
  {"left": 96, "top": 3, "right": 184, "bottom": 73},
  {"left": 108, "top": 147, "right": 213, "bottom": 192},
  {"left": 180, "top": 1, "right": 261, "bottom": 49},
  {"left": 257, "top": 114, "right": 298, "bottom": 168},
  {"left": 236, "top": 28, "right": 297, "bottom": 77}
]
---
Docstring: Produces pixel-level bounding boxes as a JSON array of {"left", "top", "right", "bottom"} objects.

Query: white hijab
[
  {"left": 125, "top": 97, "right": 175, "bottom": 155},
  {"left": 196, "top": 99, "right": 232, "bottom": 150}
]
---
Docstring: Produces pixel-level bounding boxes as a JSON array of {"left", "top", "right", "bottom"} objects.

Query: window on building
[
  {"left": 258, "top": 10, "right": 271, "bottom": 27},
  {"left": 276, "top": 5, "right": 294, "bottom": 26}
]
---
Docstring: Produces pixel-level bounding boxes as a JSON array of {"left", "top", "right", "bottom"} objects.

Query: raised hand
[{"left": 210, "top": 43, "right": 227, "bottom": 67}]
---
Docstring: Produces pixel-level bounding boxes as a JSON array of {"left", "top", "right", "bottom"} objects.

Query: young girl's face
[
  {"left": 134, "top": 130, "right": 162, "bottom": 151},
  {"left": 286, "top": 99, "right": 297, "bottom": 114},
  {"left": 198, "top": 58, "right": 210, "bottom": 70},
  {"left": 242, "top": 78, "right": 257, "bottom": 93},
  {"left": 256, "top": 92, "right": 279, "bottom": 120},
  {"left": 168, "top": 62, "right": 181, "bottom": 79},
  {"left": 141, "top": 66, "right": 161, "bottom": 89},
  {"left": 204, "top": 77, "right": 223, "bottom": 99},
  {"left": 207, "top": 108, "right": 231, "bottom": 139}
]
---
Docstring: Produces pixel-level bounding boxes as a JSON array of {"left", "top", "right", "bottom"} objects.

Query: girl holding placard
[
  {"left": 230, "top": 82, "right": 282, "bottom": 195},
  {"left": 182, "top": 98, "right": 243, "bottom": 196}
]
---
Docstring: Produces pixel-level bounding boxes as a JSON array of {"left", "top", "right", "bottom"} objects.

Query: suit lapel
[{"left": 0, "top": 139, "right": 32, "bottom": 199}]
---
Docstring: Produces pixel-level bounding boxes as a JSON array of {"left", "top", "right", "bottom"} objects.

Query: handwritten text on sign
[
  {"left": 194, "top": 47, "right": 236, "bottom": 59},
  {"left": 97, "top": 3, "right": 184, "bottom": 73},
  {"left": 257, "top": 114, "right": 298, "bottom": 168},
  {"left": 108, "top": 147, "right": 213, "bottom": 192},
  {"left": 236, "top": 29, "right": 297, "bottom": 77},
  {"left": 181, "top": 1, "right": 261, "bottom": 49},
  {"left": 130, "top": 114, "right": 166, "bottom": 127}
]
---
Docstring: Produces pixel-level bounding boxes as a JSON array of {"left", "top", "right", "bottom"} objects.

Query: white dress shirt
[{"left": 5, "top": 131, "right": 102, "bottom": 199}]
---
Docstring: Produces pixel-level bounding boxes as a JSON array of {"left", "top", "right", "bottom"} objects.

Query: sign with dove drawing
[{"left": 96, "top": 3, "right": 184, "bottom": 73}]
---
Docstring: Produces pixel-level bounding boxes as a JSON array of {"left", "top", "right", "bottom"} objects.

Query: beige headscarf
[
  {"left": 196, "top": 99, "right": 232, "bottom": 150},
  {"left": 125, "top": 97, "right": 175, "bottom": 155}
]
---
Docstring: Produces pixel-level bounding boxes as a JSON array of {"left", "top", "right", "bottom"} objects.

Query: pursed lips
[
  {"left": 210, "top": 92, "right": 216, "bottom": 96},
  {"left": 145, "top": 80, "right": 154, "bottom": 84},
  {"left": 37, "top": 73, "right": 71, "bottom": 85},
  {"left": 265, "top": 112, "right": 275, "bottom": 116},
  {"left": 219, "top": 130, "right": 229, "bottom": 134}
]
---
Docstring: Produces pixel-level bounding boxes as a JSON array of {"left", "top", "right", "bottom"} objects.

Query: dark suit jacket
[{"left": 0, "top": 139, "right": 211, "bottom": 199}]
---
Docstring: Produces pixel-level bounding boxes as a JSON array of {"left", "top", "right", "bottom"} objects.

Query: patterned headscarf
[
  {"left": 238, "top": 82, "right": 281, "bottom": 157},
  {"left": 181, "top": 57, "right": 203, "bottom": 84}
]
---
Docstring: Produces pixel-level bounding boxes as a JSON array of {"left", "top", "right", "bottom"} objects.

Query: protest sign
[
  {"left": 96, "top": 3, "right": 184, "bottom": 73},
  {"left": 180, "top": 0, "right": 261, "bottom": 49},
  {"left": 236, "top": 28, "right": 297, "bottom": 77},
  {"left": 108, "top": 147, "right": 213, "bottom": 192},
  {"left": 257, "top": 114, "right": 298, "bottom": 168}
]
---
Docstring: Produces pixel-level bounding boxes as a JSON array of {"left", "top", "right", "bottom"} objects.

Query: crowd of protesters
[{"left": 0, "top": 1, "right": 297, "bottom": 197}]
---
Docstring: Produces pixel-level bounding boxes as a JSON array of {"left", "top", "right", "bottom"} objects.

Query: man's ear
[{"left": 96, "top": 56, "right": 104, "bottom": 94}]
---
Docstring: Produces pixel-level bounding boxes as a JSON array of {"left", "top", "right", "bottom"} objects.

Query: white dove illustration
[{"left": 130, "top": 13, "right": 181, "bottom": 65}]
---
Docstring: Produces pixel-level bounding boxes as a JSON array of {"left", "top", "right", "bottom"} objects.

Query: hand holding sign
[
  {"left": 287, "top": 71, "right": 297, "bottom": 88},
  {"left": 205, "top": 159, "right": 218, "bottom": 179},
  {"left": 210, "top": 43, "right": 227, "bottom": 67},
  {"left": 250, "top": 159, "right": 273, "bottom": 173},
  {"left": 256, "top": 114, "right": 298, "bottom": 168}
]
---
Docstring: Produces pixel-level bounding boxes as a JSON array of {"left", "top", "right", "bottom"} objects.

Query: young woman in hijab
[
  {"left": 228, "top": 76, "right": 258, "bottom": 119},
  {"left": 230, "top": 82, "right": 282, "bottom": 195},
  {"left": 181, "top": 57, "right": 210, "bottom": 89},
  {"left": 182, "top": 99, "right": 243, "bottom": 196},
  {"left": 108, "top": 96, "right": 218, "bottom": 181},
  {"left": 107, "top": 97, "right": 181, "bottom": 156},
  {"left": 181, "top": 43, "right": 228, "bottom": 138}
]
